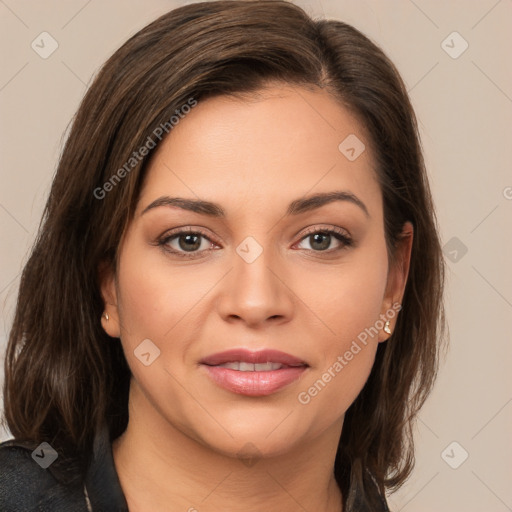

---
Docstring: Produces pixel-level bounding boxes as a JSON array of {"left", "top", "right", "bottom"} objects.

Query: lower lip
[{"left": 201, "top": 365, "right": 308, "bottom": 396}]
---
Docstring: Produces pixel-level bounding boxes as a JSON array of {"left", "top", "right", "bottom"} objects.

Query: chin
[{"left": 190, "top": 418, "right": 308, "bottom": 460}]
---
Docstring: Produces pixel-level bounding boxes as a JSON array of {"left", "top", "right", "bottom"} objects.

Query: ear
[
  {"left": 378, "top": 221, "right": 414, "bottom": 342},
  {"left": 98, "top": 260, "right": 121, "bottom": 338}
]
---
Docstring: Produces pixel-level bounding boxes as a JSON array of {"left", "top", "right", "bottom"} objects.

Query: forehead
[{"left": 138, "top": 85, "right": 381, "bottom": 218}]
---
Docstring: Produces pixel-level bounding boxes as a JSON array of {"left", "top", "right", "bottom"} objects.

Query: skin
[{"left": 100, "top": 84, "right": 413, "bottom": 512}]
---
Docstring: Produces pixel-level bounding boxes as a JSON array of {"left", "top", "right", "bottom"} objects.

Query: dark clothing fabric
[
  {"left": 0, "top": 425, "right": 128, "bottom": 512},
  {"left": 0, "top": 427, "right": 389, "bottom": 511}
]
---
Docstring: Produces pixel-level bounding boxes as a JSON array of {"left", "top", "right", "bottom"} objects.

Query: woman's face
[{"left": 101, "top": 84, "right": 411, "bottom": 458}]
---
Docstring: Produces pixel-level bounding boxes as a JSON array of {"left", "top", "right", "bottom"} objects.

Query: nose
[{"left": 216, "top": 241, "right": 295, "bottom": 328}]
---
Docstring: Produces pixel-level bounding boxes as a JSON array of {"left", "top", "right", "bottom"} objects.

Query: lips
[
  {"left": 200, "top": 348, "right": 308, "bottom": 367},
  {"left": 199, "top": 348, "right": 309, "bottom": 397}
]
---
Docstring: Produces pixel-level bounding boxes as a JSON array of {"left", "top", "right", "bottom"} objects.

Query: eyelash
[{"left": 157, "top": 225, "right": 353, "bottom": 259}]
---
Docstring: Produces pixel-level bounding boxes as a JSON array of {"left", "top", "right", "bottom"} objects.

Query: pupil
[
  {"left": 179, "top": 234, "right": 200, "bottom": 251},
  {"left": 311, "top": 233, "right": 330, "bottom": 251}
]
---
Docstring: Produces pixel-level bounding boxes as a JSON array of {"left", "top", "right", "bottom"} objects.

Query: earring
[
  {"left": 103, "top": 312, "right": 109, "bottom": 321},
  {"left": 384, "top": 320, "right": 391, "bottom": 335}
]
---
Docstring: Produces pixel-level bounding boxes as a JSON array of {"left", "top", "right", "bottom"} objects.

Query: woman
[{"left": 0, "top": 1, "right": 445, "bottom": 511}]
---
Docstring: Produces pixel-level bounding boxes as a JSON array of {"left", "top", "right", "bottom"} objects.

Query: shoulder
[{"left": 0, "top": 439, "right": 89, "bottom": 512}]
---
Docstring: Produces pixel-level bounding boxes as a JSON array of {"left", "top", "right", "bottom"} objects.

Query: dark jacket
[{"left": 0, "top": 426, "right": 390, "bottom": 511}]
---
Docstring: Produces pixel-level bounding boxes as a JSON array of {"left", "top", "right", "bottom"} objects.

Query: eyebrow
[{"left": 141, "top": 190, "right": 370, "bottom": 218}]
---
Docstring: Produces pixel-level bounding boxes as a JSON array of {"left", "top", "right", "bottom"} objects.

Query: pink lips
[{"left": 200, "top": 348, "right": 309, "bottom": 397}]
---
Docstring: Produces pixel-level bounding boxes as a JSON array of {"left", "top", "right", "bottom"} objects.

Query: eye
[
  {"left": 295, "top": 227, "right": 352, "bottom": 253},
  {"left": 158, "top": 227, "right": 218, "bottom": 258}
]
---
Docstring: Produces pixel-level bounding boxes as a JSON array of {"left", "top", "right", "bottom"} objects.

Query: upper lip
[{"left": 200, "top": 348, "right": 308, "bottom": 367}]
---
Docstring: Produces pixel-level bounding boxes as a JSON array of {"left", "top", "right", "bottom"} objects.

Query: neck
[{"left": 113, "top": 383, "right": 344, "bottom": 512}]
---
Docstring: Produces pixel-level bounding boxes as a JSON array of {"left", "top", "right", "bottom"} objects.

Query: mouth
[
  {"left": 208, "top": 361, "right": 298, "bottom": 371},
  {"left": 199, "top": 348, "right": 309, "bottom": 396}
]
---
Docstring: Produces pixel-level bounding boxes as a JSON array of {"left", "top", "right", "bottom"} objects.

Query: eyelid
[
  {"left": 160, "top": 225, "right": 218, "bottom": 241},
  {"left": 297, "top": 224, "right": 351, "bottom": 240},
  {"left": 158, "top": 226, "right": 220, "bottom": 255}
]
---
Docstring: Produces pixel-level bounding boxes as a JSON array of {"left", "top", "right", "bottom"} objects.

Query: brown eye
[
  {"left": 296, "top": 228, "right": 352, "bottom": 253},
  {"left": 158, "top": 228, "right": 218, "bottom": 258},
  {"left": 308, "top": 232, "right": 332, "bottom": 251},
  {"left": 176, "top": 233, "right": 202, "bottom": 252}
]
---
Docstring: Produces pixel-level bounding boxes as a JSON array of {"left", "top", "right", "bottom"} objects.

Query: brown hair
[{"left": 3, "top": 1, "right": 445, "bottom": 508}]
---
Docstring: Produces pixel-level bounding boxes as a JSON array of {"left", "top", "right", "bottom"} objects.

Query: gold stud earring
[
  {"left": 384, "top": 320, "right": 391, "bottom": 334},
  {"left": 103, "top": 313, "right": 109, "bottom": 321}
]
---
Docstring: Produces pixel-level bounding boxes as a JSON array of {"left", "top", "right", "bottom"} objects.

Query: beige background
[{"left": 1, "top": 1, "right": 511, "bottom": 510}]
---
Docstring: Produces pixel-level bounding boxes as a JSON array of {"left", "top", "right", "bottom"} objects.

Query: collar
[{"left": 84, "top": 425, "right": 129, "bottom": 512}]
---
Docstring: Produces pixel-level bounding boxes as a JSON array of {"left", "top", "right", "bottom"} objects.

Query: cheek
[
  {"left": 115, "top": 239, "right": 209, "bottom": 344},
  {"left": 113, "top": 243, "right": 207, "bottom": 422},
  {"left": 295, "top": 235, "right": 388, "bottom": 414},
  {"left": 296, "top": 232, "right": 388, "bottom": 346}
]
